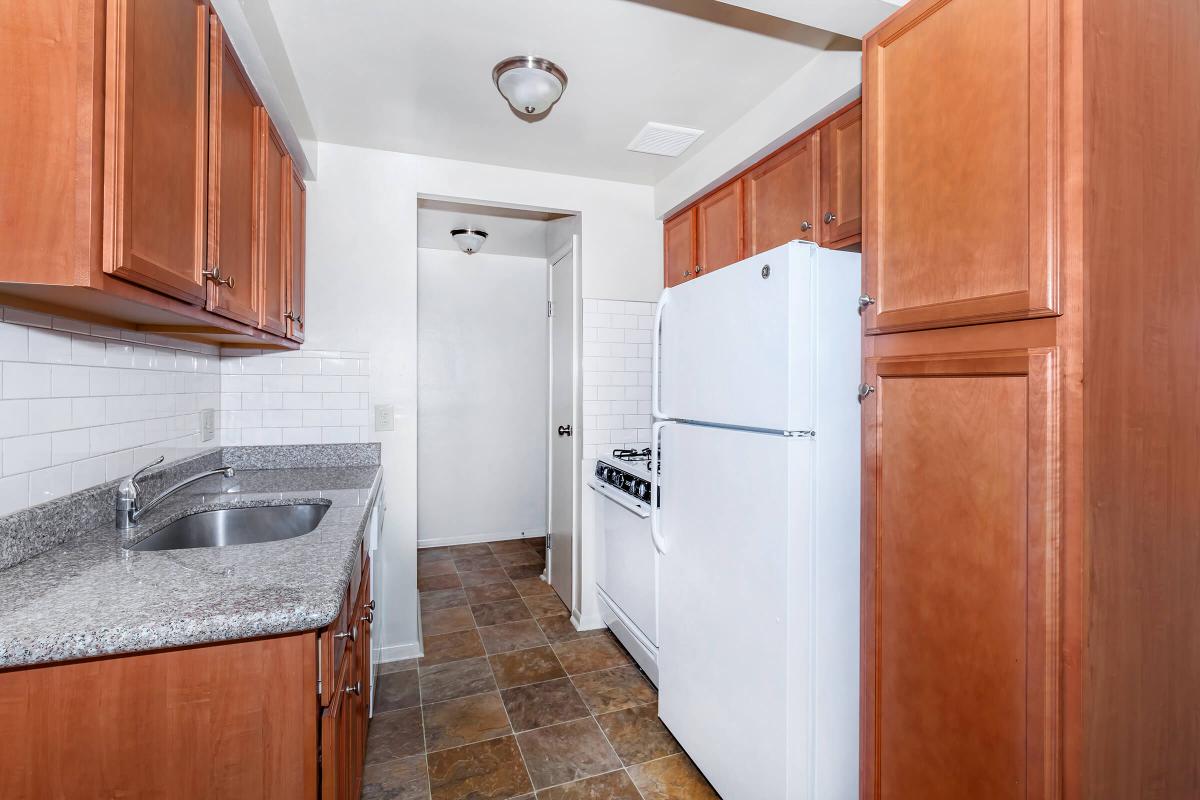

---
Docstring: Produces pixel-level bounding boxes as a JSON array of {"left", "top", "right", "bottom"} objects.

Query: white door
[
  {"left": 547, "top": 240, "right": 577, "bottom": 605},
  {"left": 657, "top": 422, "right": 813, "bottom": 800}
]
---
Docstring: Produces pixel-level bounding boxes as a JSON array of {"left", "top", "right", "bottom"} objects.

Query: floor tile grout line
[{"left": 482, "top": 625, "right": 538, "bottom": 800}]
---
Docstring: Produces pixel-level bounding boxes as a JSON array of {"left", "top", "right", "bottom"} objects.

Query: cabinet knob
[
  {"left": 202, "top": 266, "right": 235, "bottom": 289},
  {"left": 285, "top": 310, "right": 303, "bottom": 327},
  {"left": 858, "top": 383, "right": 876, "bottom": 401},
  {"left": 800, "top": 220, "right": 812, "bottom": 232},
  {"left": 858, "top": 294, "right": 876, "bottom": 312},
  {"left": 365, "top": 599, "right": 376, "bottom": 611},
  {"left": 824, "top": 211, "right": 837, "bottom": 225},
  {"left": 683, "top": 270, "right": 692, "bottom": 278},
  {"left": 344, "top": 681, "right": 362, "bottom": 696},
  {"left": 694, "top": 265, "right": 704, "bottom": 274},
  {"left": 334, "top": 626, "right": 357, "bottom": 642},
  {"left": 361, "top": 609, "right": 374, "bottom": 624}
]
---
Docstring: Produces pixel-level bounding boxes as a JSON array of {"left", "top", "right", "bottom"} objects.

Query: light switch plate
[
  {"left": 200, "top": 408, "right": 216, "bottom": 442},
  {"left": 374, "top": 404, "right": 394, "bottom": 432}
]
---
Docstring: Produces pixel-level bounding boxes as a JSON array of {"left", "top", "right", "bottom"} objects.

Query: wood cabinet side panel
[
  {"left": 0, "top": 634, "right": 318, "bottom": 800},
  {"left": 259, "top": 117, "right": 289, "bottom": 336},
  {"left": 287, "top": 167, "right": 307, "bottom": 342}
]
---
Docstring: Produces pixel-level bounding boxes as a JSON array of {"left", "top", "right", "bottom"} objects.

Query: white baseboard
[
  {"left": 418, "top": 529, "right": 547, "bottom": 548},
  {"left": 378, "top": 641, "right": 422, "bottom": 663},
  {"left": 573, "top": 611, "right": 606, "bottom": 631}
]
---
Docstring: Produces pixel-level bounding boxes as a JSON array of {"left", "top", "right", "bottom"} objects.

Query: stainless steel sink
[{"left": 128, "top": 503, "right": 330, "bottom": 552}]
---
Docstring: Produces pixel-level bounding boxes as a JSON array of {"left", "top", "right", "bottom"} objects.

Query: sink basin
[{"left": 129, "top": 503, "right": 330, "bottom": 552}]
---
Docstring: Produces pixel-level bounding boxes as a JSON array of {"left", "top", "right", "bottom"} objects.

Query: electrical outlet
[
  {"left": 374, "top": 404, "right": 394, "bottom": 432},
  {"left": 201, "top": 408, "right": 216, "bottom": 442}
]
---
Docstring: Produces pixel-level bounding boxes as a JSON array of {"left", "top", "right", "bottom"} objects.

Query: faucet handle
[{"left": 119, "top": 456, "right": 165, "bottom": 499}]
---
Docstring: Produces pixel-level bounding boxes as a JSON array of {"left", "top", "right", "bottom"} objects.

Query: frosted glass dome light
[
  {"left": 451, "top": 228, "right": 488, "bottom": 254},
  {"left": 493, "top": 56, "right": 568, "bottom": 119}
]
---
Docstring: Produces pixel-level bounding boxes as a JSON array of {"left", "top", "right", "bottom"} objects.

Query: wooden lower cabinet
[
  {"left": 0, "top": 550, "right": 372, "bottom": 800},
  {"left": 861, "top": 347, "right": 1060, "bottom": 799}
]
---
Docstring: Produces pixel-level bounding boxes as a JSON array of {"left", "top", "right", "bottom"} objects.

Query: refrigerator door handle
[
  {"left": 652, "top": 289, "right": 670, "bottom": 421},
  {"left": 649, "top": 419, "right": 673, "bottom": 555}
]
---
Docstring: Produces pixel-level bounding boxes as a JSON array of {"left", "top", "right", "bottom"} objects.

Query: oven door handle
[
  {"left": 587, "top": 479, "right": 650, "bottom": 519},
  {"left": 649, "top": 420, "right": 673, "bottom": 555}
]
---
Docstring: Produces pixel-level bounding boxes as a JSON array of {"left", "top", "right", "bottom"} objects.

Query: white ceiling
[
  {"left": 417, "top": 206, "right": 556, "bottom": 260},
  {"left": 268, "top": 0, "right": 837, "bottom": 185}
]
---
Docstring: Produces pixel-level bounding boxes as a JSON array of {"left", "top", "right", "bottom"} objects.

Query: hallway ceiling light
[
  {"left": 492, "top": 56, "right": 567, "bottom": 120},
  {"left": 451, "top": 228, "right": 488, "bottom": 254}
]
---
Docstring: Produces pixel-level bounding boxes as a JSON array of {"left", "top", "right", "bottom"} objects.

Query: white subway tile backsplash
[
  {"left": 220, "top": 350, "right": 371, "bottom": 449},
  {"left": 4, "top": 363, "right": 52, "bottom": 399},
  {"left": 581, "top": 297, "right": 655, "bottom": 459},
  {"left": 0, "top": 305, "right": 219, "bottom": 509}
]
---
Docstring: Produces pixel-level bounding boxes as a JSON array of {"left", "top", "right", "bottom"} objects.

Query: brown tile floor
[{"left": 362, "top": 537, "right": 721, "bottom": 800}]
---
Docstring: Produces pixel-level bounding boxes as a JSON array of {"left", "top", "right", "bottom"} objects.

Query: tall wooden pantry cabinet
[{"left": 859, "top": 0, "right": 1200, "bottom": 797}]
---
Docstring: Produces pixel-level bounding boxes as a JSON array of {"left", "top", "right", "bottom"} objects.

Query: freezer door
[
  {"left": 658, "top": 241, "right": 814, "bottom": 431},
  {"left": 657, "top": 423, "right": 812, "bottom": 799}
]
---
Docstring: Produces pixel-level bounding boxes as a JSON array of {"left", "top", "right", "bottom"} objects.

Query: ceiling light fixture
[
  {"left": 451, "top": 228, "right": 488, "bottom": 254},
  {"left": 492, "top": 56, "right": 568, "bottom": 120}
]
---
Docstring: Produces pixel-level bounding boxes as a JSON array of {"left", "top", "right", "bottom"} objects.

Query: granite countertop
[{"left": 0, "top": 449, "right": 382, "bottom": 669}]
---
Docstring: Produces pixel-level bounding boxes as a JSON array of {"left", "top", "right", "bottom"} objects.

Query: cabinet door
[
  {"left": 320, "top": 651, "right": 354, "bottom": 800},
  {"left": 863, "top": 0, "right": 1060, "bottom": 333},
  {"left": 206, "top": 14, "right": 262, "bottom": 327},
  {"left": 663, "top": 208, "right": 696, "bottom": 288},
  {"left": 742, "top": 131, "right": 819, "bottom": 254},
  {"left": 260, "top": 117, "right": 289, "bottom": 336},
  {"left": 696, "top": 181, "right": 743, "bottom": 276},
  {"left": 819, "top": 102, "right": 862, "bottom": 248},
  {"left": 287, "top": 167, "right": 307, "bottom": 342},
  {"left": 103, "top": 0, "right": 208, "bottom": 303},
  {"left": 861, "top": 348, "right": 1061, "bottom": 800}
]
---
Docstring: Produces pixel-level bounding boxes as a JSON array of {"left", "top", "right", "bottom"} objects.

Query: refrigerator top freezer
[{"left": 653, "top": 239, "right": 862, "bottom": 433}]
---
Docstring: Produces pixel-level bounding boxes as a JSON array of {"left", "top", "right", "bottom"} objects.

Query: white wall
[
  {"left": 305, "top": 143, "right": 661, "bottom": 658},
  {"left": 655, "top": 48, "right": 863, "bottom": 218},
  {"left": 417, "top": 248, "right": 548, "bottom": 546}
]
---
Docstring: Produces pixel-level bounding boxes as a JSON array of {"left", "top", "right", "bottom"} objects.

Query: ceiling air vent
[{"left": 627, "top": 123, "right": 705, "bottom": 157}]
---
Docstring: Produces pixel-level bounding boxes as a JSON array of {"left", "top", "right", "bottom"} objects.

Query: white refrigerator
[{"left": 650, "top": 241, "right": 861, "bottom": 800}]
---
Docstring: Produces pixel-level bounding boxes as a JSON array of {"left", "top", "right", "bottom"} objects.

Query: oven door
[{"left": 589, "top": 479, "right": 658, "bottom": 648}]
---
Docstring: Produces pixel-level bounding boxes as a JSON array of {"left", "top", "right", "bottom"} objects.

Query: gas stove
[{"left": 595, "top": 448, "right": 657, "bottom": 504}]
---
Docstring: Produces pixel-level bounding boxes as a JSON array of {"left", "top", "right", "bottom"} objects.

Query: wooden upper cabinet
[
  {"left": 696, "top": 181, "right": 743, "bottom": 276},
  {"left": 663, "top": 209, "right": 696, "bottom": 288},
  {"left": 102, "top": 0, "right": 209, "bottom": 304},
  {"left": 287, "top": 167, "right": 307, "bottom": 342},
  {"left": 819, "top": 102, "right": 862, "bottom": 248},
  {"left": 206, "top": 14, "right": 262, "bottom": 328},
  {"left": 863, "top": 0, "right": 1061, "bottom": 333},
  {"left": 861, "top": 348, "right": 1061, "bottom": 800},
  {"left": 260, "top": 116, "right": 290, "bottom": 337},
  {"left": 743, "top": 131, "right": 819, "bottom": 255}
]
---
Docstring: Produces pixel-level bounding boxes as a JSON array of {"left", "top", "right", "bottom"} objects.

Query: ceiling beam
[{"left": 712, "top": 0, "right": 906, "bottom": 39}]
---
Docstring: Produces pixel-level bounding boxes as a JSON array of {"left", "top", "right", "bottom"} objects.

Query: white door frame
[{"left": 545, "top": 236, "right": 581, "bottom": 608}]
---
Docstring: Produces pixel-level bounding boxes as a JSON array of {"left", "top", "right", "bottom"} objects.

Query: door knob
[
  {"left": 824, "top": 211, "right": 837, "bottom": 224},
  {"left": 557, "top": 425, "right": 572, "bottom": 437}
]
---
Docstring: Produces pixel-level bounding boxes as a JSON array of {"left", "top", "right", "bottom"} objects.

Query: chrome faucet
[{"left": 116, "top": 456, "right": 235, "bottom": 530}]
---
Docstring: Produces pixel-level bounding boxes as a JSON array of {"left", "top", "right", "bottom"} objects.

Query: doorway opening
[{"left": 415, "top": 197, "right": 581, "bottom": 610}]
